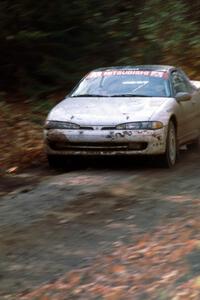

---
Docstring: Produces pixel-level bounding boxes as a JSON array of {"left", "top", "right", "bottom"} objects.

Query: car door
[{"left": 171, "top": 70, "right": 199, "bottom": 144}]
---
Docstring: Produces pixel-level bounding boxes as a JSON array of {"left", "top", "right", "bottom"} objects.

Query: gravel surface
[{"left": 0, "top": 150, "right": 200, "bottom": 299}]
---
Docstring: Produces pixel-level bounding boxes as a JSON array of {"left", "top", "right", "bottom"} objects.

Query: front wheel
[{"left": 159, "top": 121, "right": 178, "bottom": 168}]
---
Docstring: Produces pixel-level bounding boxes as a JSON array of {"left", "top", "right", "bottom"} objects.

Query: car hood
[{"left": 48, "top": 96, "right": 170, "bottom": 126}]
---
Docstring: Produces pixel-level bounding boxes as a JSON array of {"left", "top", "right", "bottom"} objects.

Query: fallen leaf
[
  {"left": 104, "top": 286, "right": 126, "bottom": 300},
  {"left": 193, "top": 276, "right": 200, "bottom": 288},
  {"left": 7, "top": 166, "right": 18, "bottom": 173},
  {"left": 67, "top": 271, "right": 81, "bottom": 287},
  {"left": 110, "top": 264, "right": 126, "bottom": 274}
]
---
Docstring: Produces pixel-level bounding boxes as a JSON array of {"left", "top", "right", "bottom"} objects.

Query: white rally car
[{"left": 44, "top": 65, "right": 200, "bottom": 168}]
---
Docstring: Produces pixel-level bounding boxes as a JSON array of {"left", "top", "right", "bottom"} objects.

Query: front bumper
[{"left": 44, "top": 127, "right": 167, "bottom": 156}]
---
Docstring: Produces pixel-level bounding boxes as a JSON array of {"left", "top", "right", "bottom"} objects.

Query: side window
[{"left": 171, "top": 71, "right": 192, "bottom": 94}]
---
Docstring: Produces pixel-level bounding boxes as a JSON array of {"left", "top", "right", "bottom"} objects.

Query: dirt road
[{"left": 0, "top": 150, "right": 200, "bottom": 299}]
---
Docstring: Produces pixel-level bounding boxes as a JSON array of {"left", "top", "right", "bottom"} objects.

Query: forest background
[{"left": 1, "top": 0, "right": 200, "bottom": 172}]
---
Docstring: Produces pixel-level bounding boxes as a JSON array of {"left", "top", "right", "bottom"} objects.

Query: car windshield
[{"left": 71, "top": 70, "right": 171, "bottom": 97}]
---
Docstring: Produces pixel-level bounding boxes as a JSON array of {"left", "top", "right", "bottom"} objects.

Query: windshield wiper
[
  {"left": 71, "top": 94, "right": 150, "bottom": 98},
  {"left": 110, "top": 94, "right": 149, "bottom": 97},
  {"left": 71, "top": 94, "right": 108, "bottom": 97}
]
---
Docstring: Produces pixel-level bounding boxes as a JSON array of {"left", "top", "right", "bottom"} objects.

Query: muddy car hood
[{"left": 48, "top": 96, "right": 170, "bottom": 125}]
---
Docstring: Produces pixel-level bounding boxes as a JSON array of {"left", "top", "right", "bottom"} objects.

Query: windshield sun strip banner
[{"left": 87, "top": 70, "right": 169, "bottom": 79}]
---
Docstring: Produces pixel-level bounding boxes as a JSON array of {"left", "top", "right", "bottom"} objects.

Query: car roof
[{"left": 94, "top": 65, "right": 175, "bottom": 72}]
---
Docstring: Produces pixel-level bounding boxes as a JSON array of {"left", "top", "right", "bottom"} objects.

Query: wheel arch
[
  {"left": 169, "top": 115, "right": 178, "bottom": 134},
  {"left": 169, "top": 114, "right": 180, "bottom": 157}
]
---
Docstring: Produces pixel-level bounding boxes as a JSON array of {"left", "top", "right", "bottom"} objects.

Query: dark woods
[{"left": 1, "top": 0, "right": 200, "bottom": 98}]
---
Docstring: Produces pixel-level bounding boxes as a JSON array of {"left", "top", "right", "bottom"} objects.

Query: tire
[
  {"left": 47, "top": 154, "right": 64, "bottom": 169},
  {"left": 159, "top": 121, "right": 178, "bottom": 168}
]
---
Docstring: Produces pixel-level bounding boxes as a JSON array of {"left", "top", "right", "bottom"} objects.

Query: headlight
[
  {"left": 116, "top": 121, "right": 164, "bottom": 130},
  {"left": 45, "top": 121, "right": 80, "bottom": 129}
]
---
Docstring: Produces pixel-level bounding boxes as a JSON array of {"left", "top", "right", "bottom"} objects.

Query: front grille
[
  {"left": 80, "top": 126, "right": 94, "bottom": 130},
  {"left": 48, "top": 141, "right": 147, "bottom": 151},
  {"left": 79, "top": 126, "right": 115, "bottom": 130},
  {"left": 101, "top": 126, "right": 115, "bottom": 130}
]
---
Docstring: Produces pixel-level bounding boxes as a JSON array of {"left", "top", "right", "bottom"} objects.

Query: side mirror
[{"left": 175, "top": 92, "right": 191, "bottom": 102}]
